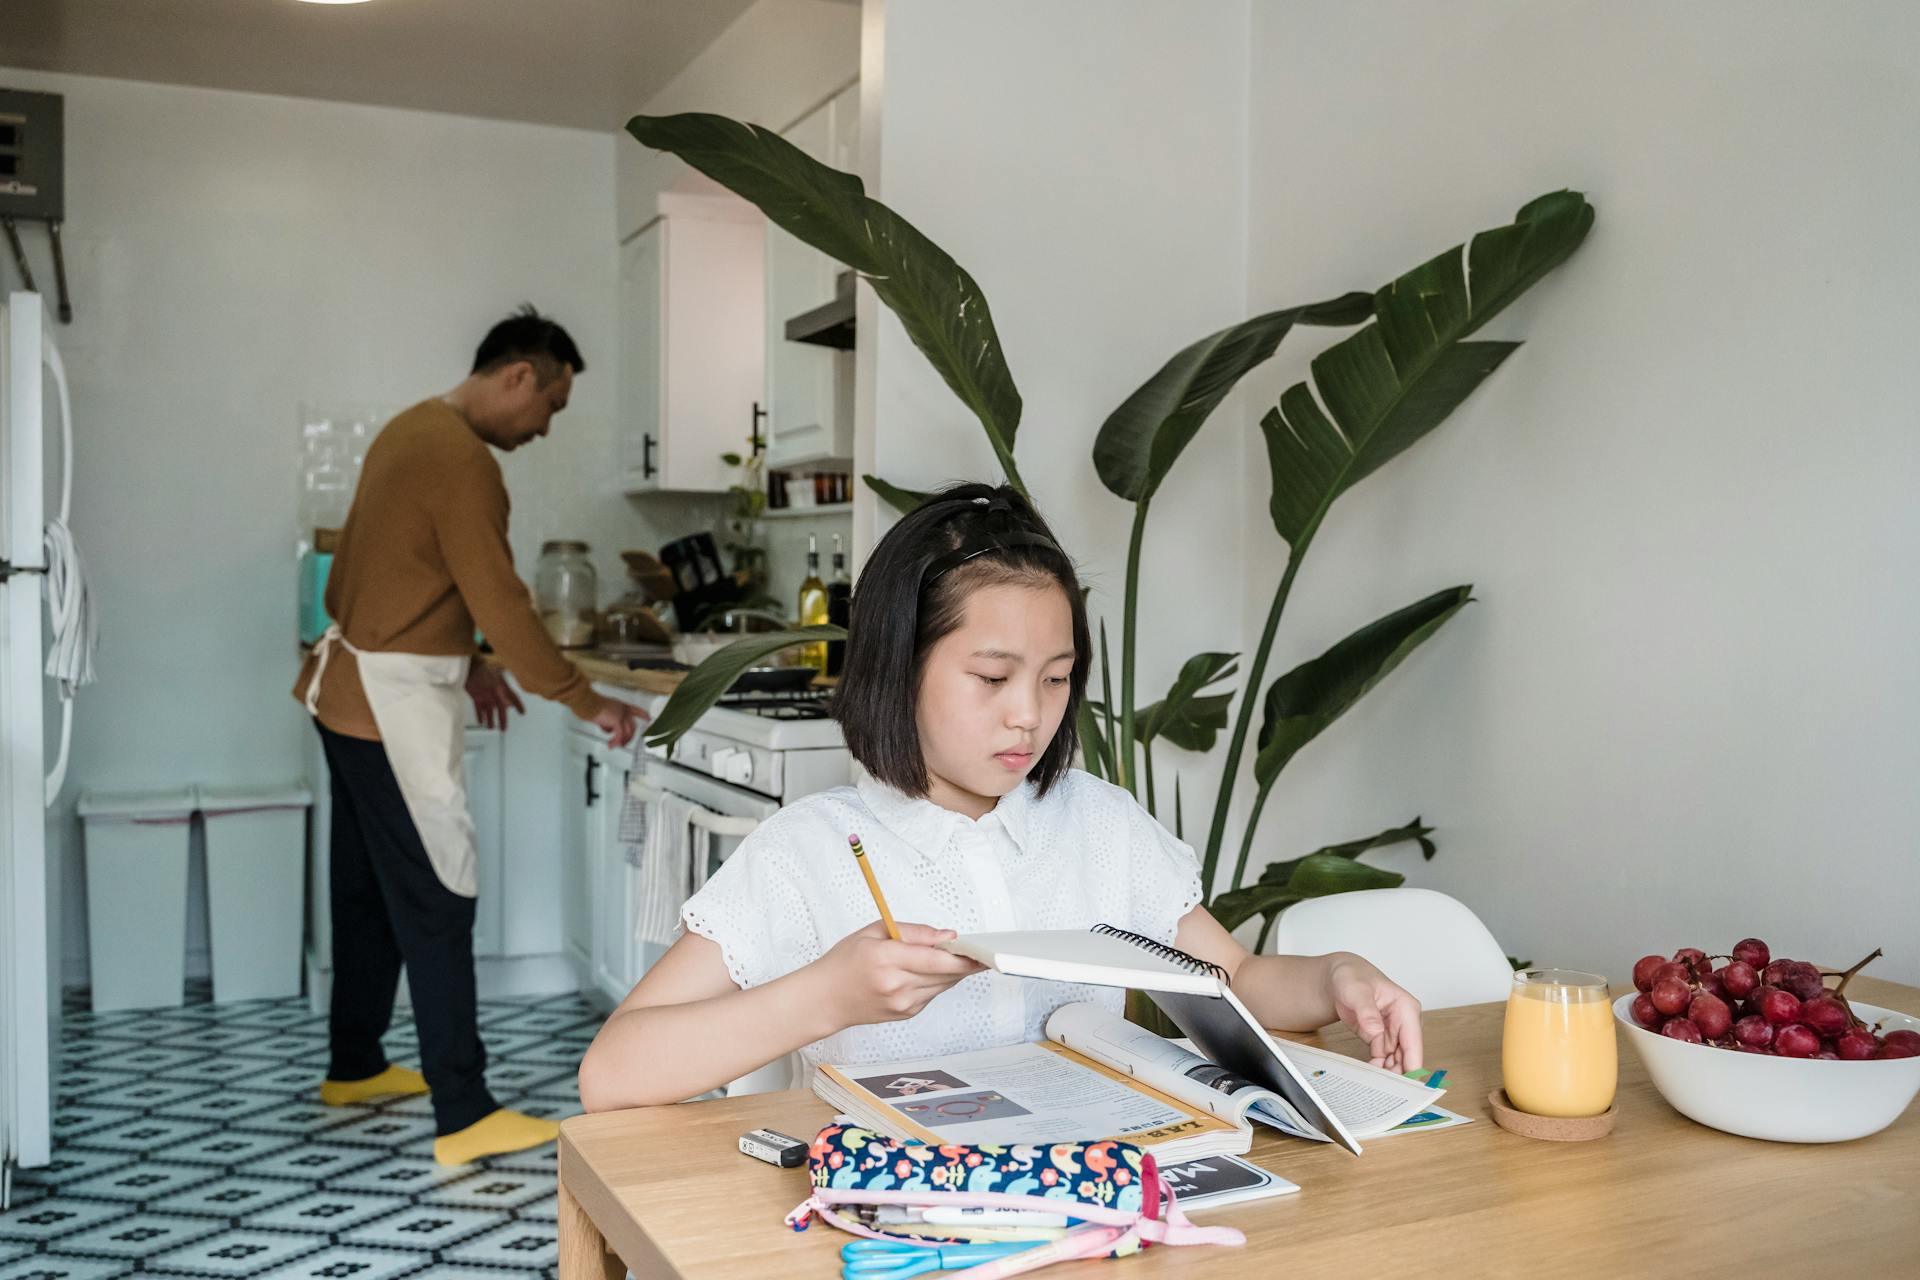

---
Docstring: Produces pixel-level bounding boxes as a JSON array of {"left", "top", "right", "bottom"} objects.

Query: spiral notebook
[{"left": 939, "top": 924, "right": 1370, "bottom": 1155}]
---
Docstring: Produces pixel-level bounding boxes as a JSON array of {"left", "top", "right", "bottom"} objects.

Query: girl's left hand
[{"left": 1327, "top": 955, "right": 1423, "bottom": 1074}]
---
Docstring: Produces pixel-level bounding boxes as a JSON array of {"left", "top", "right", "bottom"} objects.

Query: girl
[{"left": 578, "top": 484, "right": 1421, "bottom": 1110}]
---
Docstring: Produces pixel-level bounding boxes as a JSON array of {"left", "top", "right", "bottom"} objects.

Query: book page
[
  {"left": 1045, "top": 1001, "right": 1288, "bottom": 1129},
  {"left": 817, "top": 1041, "right": 1239, "bottom": 1150},
  {"left": 1274, "top": 1039, "right": 1441, "bottom": 1135},
  {"left": 939, "top": 930, "right": 1223, "bottom": 997}
]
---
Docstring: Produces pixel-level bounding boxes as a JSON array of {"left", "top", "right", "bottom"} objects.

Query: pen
[{"left": 849, "top": 832, "right": 901, "bottom": 941}]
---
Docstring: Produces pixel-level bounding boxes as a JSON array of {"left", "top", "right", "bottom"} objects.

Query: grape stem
[{"left": 1824, "top": 947, "right": 1884, "bottom": 1030}]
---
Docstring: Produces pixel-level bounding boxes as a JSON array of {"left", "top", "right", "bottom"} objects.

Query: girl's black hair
[{"left": 833, "top": 482, "right": 1091, "bottom": 799}]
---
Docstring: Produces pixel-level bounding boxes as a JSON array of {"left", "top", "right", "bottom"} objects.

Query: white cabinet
[
  {"left": 765, "top": 83, "right": 859, "bottom": 470},
  {"left": 562, "top": 722, "right": 645, "bottom": 1009},
  {"left": 591, "top": 745, "right": 637, "bottom": 1008},
  {"left": 463, "top": 727, "right": 506, "bottom": 959},
  {"left": 559, "top": 728, "right": 601, "bottom": 986},
  {"left": 619, "top": 193, "right": 766, "bottom": 494}
]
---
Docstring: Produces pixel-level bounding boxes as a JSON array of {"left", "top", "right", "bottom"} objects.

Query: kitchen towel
[{"left": 630, "top": 781, "right": 700, "bottom": 952}]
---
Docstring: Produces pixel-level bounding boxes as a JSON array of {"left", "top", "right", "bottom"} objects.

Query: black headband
[{"left": 918, "top": 495, "right": 1063, "bottom": 591}]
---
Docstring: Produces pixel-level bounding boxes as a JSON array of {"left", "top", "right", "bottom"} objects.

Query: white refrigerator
[{"left": 1, "top": 290, "right": 77, "bottom": 1195}]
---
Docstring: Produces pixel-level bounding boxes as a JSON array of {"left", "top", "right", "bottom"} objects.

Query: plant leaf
[
  {"left": 1094, "top": 294, "right": 1372, "bottom": 503},
  {"left": 1213, "top": 818, "right": 1436, "bottom": 938},
  {"left": 644, "top": 626, "right": 846, "bottom": 749},
  {"left": 1315, "top": 817, "right": 1437, "bottom": 862},
  {"left": 1286, "top": 851, "right": 1405, "bottom": 898},
  {"left": 1143, "top": 692, "right": 1234, "bottom": 753},
  {"left": 1136, "top": 651, "right": 1238, "bottom": 742},
  {"left": 1263, "top": 191, "right": 1593, "bottom": 546},
  {"left": 627, "top": 113, "right": 1025, "bottom": 490},
  {"left": 1209, "top": 884, "right": 1301, "bottom": 937},
  {"left": 1087, "top": 692, "right": 1231, "bottom": 754},
  {"left": 1253, "top": 586, "right": 1472, "bottom": 787},
  {"left": 1075, "top": 700, "right": 1111, "bottom": 781},
  {"left": 862, "top": 474, "right": 939, "bottom": 515}
]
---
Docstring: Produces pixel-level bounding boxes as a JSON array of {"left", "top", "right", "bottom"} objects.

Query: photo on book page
[
  {"left": 892, "top": 1091, "right": 1033, "bottom": 1128},
  {"left": 1158, "top": 1154, "right": 1300, "bottom": 1213},
  {"left": 855, "top": 1069, "right": 972, "bottom": 1099}
]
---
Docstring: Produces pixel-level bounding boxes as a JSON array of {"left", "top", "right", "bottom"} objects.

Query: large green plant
[{"left": 627, "top": 110, "right": 1593, "bottom": 943}]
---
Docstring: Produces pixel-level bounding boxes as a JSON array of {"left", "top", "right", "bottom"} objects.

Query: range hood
[{"left": 783, "top": 269, "right": 855, "bottom": 349}]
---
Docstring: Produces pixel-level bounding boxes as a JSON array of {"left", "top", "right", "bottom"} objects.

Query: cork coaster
[{"left": 1488, "top": 1088, "right": 1617, "bottom": 1141}]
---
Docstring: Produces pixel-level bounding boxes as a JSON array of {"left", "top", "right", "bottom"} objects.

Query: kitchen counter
[{"left": 483, "top": 649, "right": 837, "bottom": 698}]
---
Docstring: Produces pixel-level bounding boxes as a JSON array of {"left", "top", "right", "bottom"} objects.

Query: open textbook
[
  {"left": 813, "top": 1001, "right": 1446, "bottom": 1163},
  {"left": 939, "top": 924, "right": 1447, "bottom": 1154}
]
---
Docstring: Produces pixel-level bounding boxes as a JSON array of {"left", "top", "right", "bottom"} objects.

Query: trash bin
[
  {"left": 200, "top": 782, "right": 313, "bottom": 1004},
  {"left": 77, "top": 787, "right": 196, "bottom": 1012}
]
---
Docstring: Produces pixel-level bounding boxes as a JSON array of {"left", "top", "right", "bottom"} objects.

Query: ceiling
[{"left": 0, "top": 0, "right": 765, "bottom": 131}]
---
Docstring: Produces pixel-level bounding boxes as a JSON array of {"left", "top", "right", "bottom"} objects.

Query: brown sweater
[{"left": 293, "top": 398, "right": 603, "bottom": 740}]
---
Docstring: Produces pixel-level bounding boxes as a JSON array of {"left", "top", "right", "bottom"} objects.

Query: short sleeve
[
  {"left": 1126, "top": 800, "right": 1205, "bottom": 945},
  {"left": 679, "top": 818, "right": 825, "bottom": 991}
]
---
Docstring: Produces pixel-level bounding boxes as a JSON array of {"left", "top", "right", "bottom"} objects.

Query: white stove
[{"left": 596, "top": 683, "right": 850, "bottom": 804}]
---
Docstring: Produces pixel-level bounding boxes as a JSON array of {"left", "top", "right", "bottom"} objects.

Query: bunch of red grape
[{"left": 1629, "top": 939, "right": 1918, "bottom": 1060}]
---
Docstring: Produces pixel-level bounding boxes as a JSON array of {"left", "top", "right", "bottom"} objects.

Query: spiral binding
[{"left": 1090, "top": 923, "right": 1229, "bottom": 985}]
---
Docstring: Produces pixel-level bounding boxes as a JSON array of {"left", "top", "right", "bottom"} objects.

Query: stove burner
[{"left": 716, "top": 690, "right": 835, "bottom": 720}]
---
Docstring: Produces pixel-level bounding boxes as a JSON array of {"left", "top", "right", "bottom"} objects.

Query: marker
[{"left": 849, "top": 832, "right": 901, "bottom": 941}]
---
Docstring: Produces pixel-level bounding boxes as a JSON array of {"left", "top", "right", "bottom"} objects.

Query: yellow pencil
[{"left": 848, "top": 833, "right": 901, "bottom": 940}]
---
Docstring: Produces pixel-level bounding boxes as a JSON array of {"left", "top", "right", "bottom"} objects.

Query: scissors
[{"left": 840, "top": 1238, "right": 1043, "bottom": 1279}]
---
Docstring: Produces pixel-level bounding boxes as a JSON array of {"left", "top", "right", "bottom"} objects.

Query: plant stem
[
  {"left": 1142, "top": 739, "right": 1157, "bottom": 817},
  {"left": 1230, "top": 780, "right": 1276, "bottom": 894},
  {"left": 1099, "top": 621, "right": 1118, "bottom": 789},
  {"left": 1201, "top": 543, "right": 1309, "bottom": 897},
  {"left": 1119, "top": 499, "right": 1149, "bottom": 798}
]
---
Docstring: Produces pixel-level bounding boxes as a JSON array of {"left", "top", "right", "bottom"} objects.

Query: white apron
[{"left": 305, "top": 624, "right": 479, "bottom": 898}]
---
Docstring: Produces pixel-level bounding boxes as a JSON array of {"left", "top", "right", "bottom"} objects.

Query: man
[{"left": 294, "top": 306, "right": 641, "bottom": 1165}]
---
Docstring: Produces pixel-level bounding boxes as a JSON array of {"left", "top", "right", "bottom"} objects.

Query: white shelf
[{"left": 763, "top": 503, "right": 853, "bottom": 519}]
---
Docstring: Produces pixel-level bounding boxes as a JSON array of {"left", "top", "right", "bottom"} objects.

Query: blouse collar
[{"left": 856, "top": 772, "right": 1035, "bottom": 857}]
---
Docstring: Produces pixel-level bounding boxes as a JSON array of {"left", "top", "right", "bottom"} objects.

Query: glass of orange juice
[{"left": 1502, "top": 969, "right": 1617, "bottom": 1117}]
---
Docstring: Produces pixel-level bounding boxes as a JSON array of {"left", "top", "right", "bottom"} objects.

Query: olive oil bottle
[{"left": 796, "top": 533, "right": 829, "bottom": 672}]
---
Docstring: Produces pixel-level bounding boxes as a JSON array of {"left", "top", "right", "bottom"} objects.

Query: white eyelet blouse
[{"left": 679, "top": 768, "right": 1204, "bottom": 1075}]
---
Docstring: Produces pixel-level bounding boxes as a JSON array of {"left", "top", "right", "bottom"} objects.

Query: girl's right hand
[{"left": 815, "top": 920, "right": 985, "bottom": 1026}]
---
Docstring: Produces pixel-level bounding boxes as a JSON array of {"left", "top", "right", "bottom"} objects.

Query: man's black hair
[
  {"left": 471, "top": 304, "right": 585, "bottom": 383},
  {"left": 833, "top": 482, "right": 1091, "bottom": 799}
]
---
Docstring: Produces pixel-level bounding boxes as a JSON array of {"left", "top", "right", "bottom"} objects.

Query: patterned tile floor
[{"left": 2, "top": 980, "right": 600, "bottom": 1278}]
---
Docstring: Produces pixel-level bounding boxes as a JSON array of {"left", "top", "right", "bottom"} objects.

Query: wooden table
[{"left": 558, "top": 976, "right": 1920, "bottom": 1277}]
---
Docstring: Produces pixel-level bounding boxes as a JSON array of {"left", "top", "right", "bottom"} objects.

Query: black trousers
[{"left": 316, "top": 721, "right": 499, "bottom": 1135}]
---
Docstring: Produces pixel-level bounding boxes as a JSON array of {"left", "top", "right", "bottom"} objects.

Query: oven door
[{"left": 626, "top": 756, "right": 796, "bottom": 1097}]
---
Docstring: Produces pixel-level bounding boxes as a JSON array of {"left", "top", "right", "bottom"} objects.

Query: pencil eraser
[{"left": 739, "top": 1128, "right": 808, "bottom": 1168}]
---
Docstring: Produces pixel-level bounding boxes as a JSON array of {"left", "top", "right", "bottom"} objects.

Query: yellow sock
[
  {"left": 318, "top": 1064, "right": 430, "bottom": 1107},
  {"left": 433, "top": 1108, "right": 562, "bottom": 1166}
]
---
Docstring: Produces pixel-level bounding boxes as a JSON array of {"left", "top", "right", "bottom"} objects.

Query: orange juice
[{"left": 1502, "top": 969, "right": 1617, "bottom": 1117}]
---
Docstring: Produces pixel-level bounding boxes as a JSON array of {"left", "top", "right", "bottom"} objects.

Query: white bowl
[{"left": 1613, "top": 993, "right": 1920, "bottom": 1143}]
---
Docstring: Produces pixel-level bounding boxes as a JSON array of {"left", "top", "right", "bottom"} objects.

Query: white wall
[
  {"left": 0, "top": 68, "right": 699, "bottom": 984},
  {"left": 863, "top": 0, "right": 1920, "bottom": 988},
  {"left": 866, "top": 0, "right": 1256, "bottom": 844},
  {"left": 1239, "top": 1, "right": 1920, "bottom": 984}
]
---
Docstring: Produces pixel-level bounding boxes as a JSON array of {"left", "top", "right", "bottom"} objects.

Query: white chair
[{"left": 1267, "top": 887, "right": 1514, "bottom": 1010}]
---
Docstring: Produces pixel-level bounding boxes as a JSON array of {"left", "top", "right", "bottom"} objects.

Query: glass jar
[{"left": 535, "top": 540, "right": 598, "bottom": 648}]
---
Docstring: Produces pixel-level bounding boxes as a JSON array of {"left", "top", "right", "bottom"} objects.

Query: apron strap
[{"left": 303, "top": 624, "right": 360, "bottom": 716}]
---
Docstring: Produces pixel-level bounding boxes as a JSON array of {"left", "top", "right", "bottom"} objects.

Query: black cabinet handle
[
  {"left": 584, "top": 755, "right": 600, "bottom": 807},
  {"left": 642, "top": 433, "right": 657, "bottom": 479}
]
